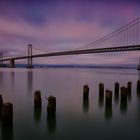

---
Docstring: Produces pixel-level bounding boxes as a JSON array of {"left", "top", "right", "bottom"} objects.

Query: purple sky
[{"left": 0, "top": 0, "right": 140, "bottom": 65}]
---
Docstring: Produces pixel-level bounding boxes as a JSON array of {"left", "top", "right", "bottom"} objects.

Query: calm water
[{"left": 0, "top": 68, "right": 140, "bottom": 140}]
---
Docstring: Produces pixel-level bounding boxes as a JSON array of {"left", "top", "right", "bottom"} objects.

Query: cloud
[{"left": 0, "top": 1, "right": 140, "bottom": 64}]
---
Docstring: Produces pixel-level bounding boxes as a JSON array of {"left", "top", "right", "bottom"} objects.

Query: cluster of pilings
[
  {"left": 0, "top": 80, "right": 135, "bottom": 131},
  {"left": 98, "top": 81, "right": 132, "bottom": 119},
  {"left": 0, "top": 94, "right": 13, "bottom": 130},
  {"left": 33, "top": 90, "right": 56, "bottom": 134},
  {"left": 34, "top": 90, "right": 56, "bottom": 117},
  {"left": 83, "top": 81, "right": 132, "bottom": 120}
]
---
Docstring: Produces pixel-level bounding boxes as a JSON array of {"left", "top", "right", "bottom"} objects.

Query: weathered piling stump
[
  {"left": 83, "top": 84, "right": 89, "bottom": 100},
  {"left": 114, "top": 82, "right": 119, "bottom": 95},
  {"left": 137, "top": 80, "right": 140, "bottom": 91},
  {"left": 0, "top": 94, "right": 3, "bottom": 113},
  {"left": 99, "top": 83, "right": 104, "bottom": 107},
  {"left": 137, "top": 80, "right": 140, "bottom": 96},
  {"left": 34, "top": 90, "right": 42, "bottom": 107},
  {"left": 120, "top": 86, "right": 127, "bottom": 113},
  {"left": 127, "top": 81, "right": 132, "bottom": 100},
  {"left": 121, "top": 87, "right": 127, "bottom": 102},
  {"left": 2, "top": 102, "right": 13, "bottom": 126},
  {"left": 47, "top": 96, "right": 56, "bottom": 117},
  {"left": 114, "top": 82, "right": 119, "bottom": 103},
  {"left": 104, "top": 90, "right": 112, "bottom": 120},
  {"left": 105, "top": 89, "right": 112, "bottom": 106},
  {"left": 99, "top": 83, "right": 104, "bottom": 97},
  {"left": 127, "top": 81, "right": 132, "bottom": 91}
]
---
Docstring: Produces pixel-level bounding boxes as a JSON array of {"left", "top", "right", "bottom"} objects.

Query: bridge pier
[
  {"left": 27, "top": 44, "right": 33, "bottom": 68},
  {"left": 9, "top": 59, "right": 15, "bottom": 68}
]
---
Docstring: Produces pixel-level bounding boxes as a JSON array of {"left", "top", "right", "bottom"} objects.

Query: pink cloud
[
  {"left": 0, "top": 1, "right": 140, "bottom": 65},
  {"left": 0, "top": 17, "right": 112, "bottom": 52}
]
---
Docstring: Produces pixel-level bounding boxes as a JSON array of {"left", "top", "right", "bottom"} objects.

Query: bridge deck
[{"left": 0, "top": 45, "right": 140, "bottom": 62}]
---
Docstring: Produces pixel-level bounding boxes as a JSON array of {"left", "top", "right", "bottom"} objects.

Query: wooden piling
[
  {"left": 99, "top": 83, "right": 104, "bottom": 96},
  {"left": 2, "top": 102, "right": 13, "bottom": 126},
  {"left": 83, "top": 84, "right": 89, "bottom": 100},
  {"left": 105, "top": 89, "right": 112, "bottom": 106},
  {"left": 137, "top": 80, "right": 140, "bottom": 91},
  {"left": 127, "top": 81, "right": 132, "bottom": 91},
  {"left": 34, "top": 90, "right": 42, "bottom": 107},
  {"left": 114, "top": 82, "right": 119, "bottom": 103},
  {"left": 105, "top": 89, "right": 112, "bottom": 120},
  {"left": 121, "top": 87, "right": 127, "bottom": 102},
  {"left": 115, "top": 82, "right": 119, "bottom": 95},
  {"left": 137, "top": 80, "right": 140, "bottom": 97},
  {"left": 120, "top": 86, "right": 128, "bottom": 113},
  {"left": 127, "top": 81, "right": 132, "bottom": 100},
  {"left": 47, "top": 96, "right": 56, "bottom": 116},
  {"left": 0, "top": 94, "right": 3, "bottom": 112}
]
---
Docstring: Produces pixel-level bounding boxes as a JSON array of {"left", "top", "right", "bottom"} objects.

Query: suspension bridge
[{"left": 0, "top": 17, "right": 140, "bottom": 68}]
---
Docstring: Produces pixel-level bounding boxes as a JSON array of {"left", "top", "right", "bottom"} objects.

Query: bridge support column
[
  {"left": 10, "top": 59, "right": 15, "bottom": 68},
  {"left": 27, "top": 44, "right": 33, "bottom": 68}
]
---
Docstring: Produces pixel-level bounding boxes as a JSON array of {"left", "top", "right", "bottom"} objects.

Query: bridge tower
[
  {"left": 27, "top": 44, "right": 33, "bottom": 68},
  {"left": 10, "top": 58, "right": 15, "bottom": 68}
]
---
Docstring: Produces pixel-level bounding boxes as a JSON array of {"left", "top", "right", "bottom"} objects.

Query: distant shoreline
[{"left": 2, "top": 64, "right": 136, "bottom": 69}]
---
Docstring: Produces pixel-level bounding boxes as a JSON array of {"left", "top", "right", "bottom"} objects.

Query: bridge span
[{"left": 0, "top": 17, "right": 140, "bottom": 68}]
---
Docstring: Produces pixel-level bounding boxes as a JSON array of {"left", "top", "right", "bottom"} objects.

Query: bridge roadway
[{"left": 0, "top": 45, "right": 140, "bottom": 62}]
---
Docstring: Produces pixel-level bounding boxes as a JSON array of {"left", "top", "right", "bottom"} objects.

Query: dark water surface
[{"left": 0, "top": 68, "right": 140, "bottom": 140}]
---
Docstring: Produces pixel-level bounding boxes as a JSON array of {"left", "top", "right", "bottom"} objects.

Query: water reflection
[
  {"left": 34, "top": 106, "right": 42, "bottom": 123},
  {"left": 137, "top": 90, "right": 140, "bottom": 98},
  {"left": 127, "top": 92, "right": 131, "bottom": 101},
  {"left": 27, "top": 70, "right": 33, "bottom": 95},
  {"left": 1, "top": 121, "right": 14, "bottom": 140},
  {"left": 10, "top": 71, "right": 15, "bottom": 93},
  {"left": 98, "top": 93, "right": 104, "bottom": 108},
  {"left": 104, "top": 104, "right": 112, "bottom": 121},
  {"left": 120, "top": 99, "right": 127, "bottom": 114},
  {"left": 47, "top": 113, "right": 56, "bottom": 135},
  {"left": 83, "top": 98, "right": 89, "bottom": 113},
  {"left": 10, "top": 71, "right": 15, "bottom": 86},
  {"left": 114, "top": 92, "right": 119, "bottom": 105},
  {"left": 0, "top": 110, "right": 2, "bottom": 125}
]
